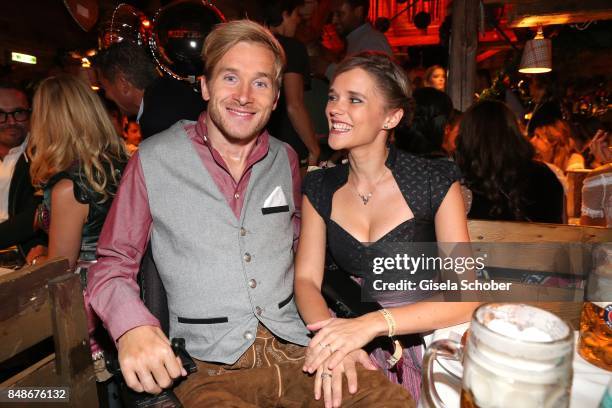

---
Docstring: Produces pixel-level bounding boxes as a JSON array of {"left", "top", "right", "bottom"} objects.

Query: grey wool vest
[{"left": 138, "top": 121, "right": 310, "bottom": 363}]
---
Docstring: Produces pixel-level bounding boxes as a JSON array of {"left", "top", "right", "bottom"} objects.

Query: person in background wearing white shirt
[{"left": 0, "top": 81, "right": 46, "bottom": 260}]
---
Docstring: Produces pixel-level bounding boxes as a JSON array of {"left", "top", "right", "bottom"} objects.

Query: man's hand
[
  {"left": 314, "top": 349, "right": 378, "bottom": 408},
  {"left": 117, "top": 325, "right": 187, "bottom": 394}
]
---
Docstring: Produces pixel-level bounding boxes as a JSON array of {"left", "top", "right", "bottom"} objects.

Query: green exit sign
[{"left": 11, "top": 52, "right": 37, "bottom": 64}]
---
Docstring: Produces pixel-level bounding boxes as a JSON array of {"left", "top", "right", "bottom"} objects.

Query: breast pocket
[{"left": 261, "top": 205, "right": 289, "bottom": 215}]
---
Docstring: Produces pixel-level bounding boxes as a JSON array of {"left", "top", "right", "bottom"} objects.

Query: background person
[
  {"left": 423, "top": 65, "right": 446, "bottom": 92},
  {"left": 0, "top": 80, "right": 46, "bottom": 259},
  {"left": 26, "top": 75, "right": 128, "bottom": 270},
  {"left": 263, "top": 0, "right": 321, "bottom": 169},
  {"left": 94, "top": 41, "right": 205, "bottom": 139},
  {"left": 455, "top": 100, "right": 565, "bottom": 223},
  {"left": 326, "top": 0, "right": 392, "bottom": 80}
]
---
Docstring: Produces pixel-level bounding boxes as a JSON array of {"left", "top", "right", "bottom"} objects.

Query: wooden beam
[
  {"left": 49, "top": 273, "right": 98, "bottom": 407},
  {"left": 448, "top": 0, "right": 479, "bottom": 111},
  {"left": 0, "top": 259, "right": 70, "bottom": 361},
  {"left": 506, "top": 0, "right": 612, "bottom": 27}
]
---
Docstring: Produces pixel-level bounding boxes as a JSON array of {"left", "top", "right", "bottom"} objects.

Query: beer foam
[{"left": 486, "top": 319, "right": 553, "bottom": 342}]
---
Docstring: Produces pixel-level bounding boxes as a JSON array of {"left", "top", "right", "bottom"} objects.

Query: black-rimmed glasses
[{"left": 0, "top": 109, "right": 31, "bottom": 124}]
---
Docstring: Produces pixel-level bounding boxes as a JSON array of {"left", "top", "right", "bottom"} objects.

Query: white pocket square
[{"left": 262, "top": 186, "right": 289, "bottom": 214}]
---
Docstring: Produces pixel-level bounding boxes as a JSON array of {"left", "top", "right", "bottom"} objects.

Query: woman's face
[
  {"left": 428, "top": 68, "right": 446, "bottom": 91},
  {"left": 531, "top": 127, "right": 558, "bottom": 162},
  {"left": 326, "top": 68, "right": 393, "bottom": 151}
]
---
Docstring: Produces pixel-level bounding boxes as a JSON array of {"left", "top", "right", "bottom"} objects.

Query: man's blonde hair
[{"left": 201, "top": 20, "right": 286, "bottom": 90}]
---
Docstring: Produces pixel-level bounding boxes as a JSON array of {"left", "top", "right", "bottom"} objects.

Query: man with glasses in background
[{"left": 0, "top": 81, "right": 46, "bottom": 263}]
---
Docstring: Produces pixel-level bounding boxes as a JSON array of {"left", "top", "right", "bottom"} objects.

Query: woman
[
  {"left": 295, "top": 52, "right": 477, "bottom": 401},
  {"left": 27, "top": 75, "right": 128, "bottom": 269},
  {"left": 455, "top": 100, "right": 564, "bottom": 223},
  {"left": 423, "top": 65, "right": 446, "bottom": 92},
  {"left": 531, "top": 119, "right": 585, "bottom": 172}
]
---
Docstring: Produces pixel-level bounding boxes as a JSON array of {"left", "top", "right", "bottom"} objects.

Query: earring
[{"left": 383, "top": 124, "right": 389, "bottom": 129}]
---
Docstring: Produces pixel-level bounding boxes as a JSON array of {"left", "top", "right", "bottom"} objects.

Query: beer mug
[
  {"left": 578, "top": 266, "right": 612, "bottom": 371},
  {"left": 422, "top": 303, "right": 574, "bottom": 408}
]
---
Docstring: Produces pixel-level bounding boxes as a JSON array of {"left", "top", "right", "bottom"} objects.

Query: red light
[{"left": 142, "top": 20, "right": 151, "bottom": 28}]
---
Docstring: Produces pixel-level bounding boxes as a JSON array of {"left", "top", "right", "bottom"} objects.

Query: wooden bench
[
  {"left": 467, "top": 220, "right": 611, "bottom": 328},
  {"left": 0, "top": 258, "right": 98, "bottom": 407}
]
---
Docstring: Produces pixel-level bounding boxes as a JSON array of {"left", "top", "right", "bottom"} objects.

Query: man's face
[
  {"left": 335, "top": 2, "right": 363, "bottom": 36},
  {"left": 201, "top": 42, "right": 279, "bottom": 144},
  {"left": 98, "top": 73, "right": 140, "bottom": 116},
  {"left": 0, "top": 89, "right": 29, "bottom": 150}
]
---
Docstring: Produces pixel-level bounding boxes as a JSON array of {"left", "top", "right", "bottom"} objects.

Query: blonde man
[{"left": 87, "top": 20, "right": 412, "bottom": 407}]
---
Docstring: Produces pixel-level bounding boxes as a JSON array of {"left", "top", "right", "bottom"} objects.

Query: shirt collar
[
  {"left": 7, "top": 135, "right": 28, "bottom": 158},
  {"left": 136, "top": 98, "right": 144, "bottom": 122}
]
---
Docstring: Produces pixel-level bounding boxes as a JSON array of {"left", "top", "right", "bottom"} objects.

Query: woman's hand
[
  {"left": 314, "top": 349, "right": 378, "bottom": 408},
  {"left": 303, "top": 315, "right": 383, "bottom": 373}
]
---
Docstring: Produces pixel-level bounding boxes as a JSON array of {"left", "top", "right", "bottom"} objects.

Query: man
[
  {"left": 326, "top": 0, "right": 392, "bottom": 79},
  {"left": 94, "top": 41, "right": 205, "bottom": 139},
  {"left": 264, "top": 0, "right": 321, "bottom": 169},
  {"left": 0, "top": 82, "right": 45, "bottom": 258},
  {"left": 87, "top": 20, "right": 412, "bottom": 407}
]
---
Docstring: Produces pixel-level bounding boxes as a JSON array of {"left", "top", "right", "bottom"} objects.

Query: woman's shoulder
[
  {"left": 46, "top": 167, "right": 91, "bottom": 205},
  {"left": 302, "top": 165, "right": 347, "bottom": 218},
  {"left": 303, "top": 165, "right": 346, "bottom": 194},
  {"left": 395, "top": 150, "right": 461, "bottom": 183}
]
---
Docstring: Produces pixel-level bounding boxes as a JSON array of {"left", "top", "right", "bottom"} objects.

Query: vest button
[
  {"left": 255, "top": 306, "right": 263, "bottom": 316},
  {"left": 248, "top": 279, "right": 257, "bottom": 288},
  {"left": 240, "top": 227, "right": 247, "bottom": 236},
  {"left": 244, "top": 331, "right": 254, "bottom": 340},
  {"left": 244, "top": 253, "right": 251, "bottom": 262}
]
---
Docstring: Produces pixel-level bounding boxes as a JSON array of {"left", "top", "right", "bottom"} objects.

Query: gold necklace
[{"left": 349, "top": 169, "right": 387, "bottom": 205}]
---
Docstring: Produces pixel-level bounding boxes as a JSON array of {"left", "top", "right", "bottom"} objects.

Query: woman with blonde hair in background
[
  {"left": 26, "top": 75, "right": 128, "bottom": 273},
  {"left": 531, "top": 118, "right": 585, "bottom": 172},
  {"left": 423, "top": 65, "right": 446, "bottom": 92}
]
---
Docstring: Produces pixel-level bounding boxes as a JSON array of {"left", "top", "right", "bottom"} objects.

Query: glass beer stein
[
  {"left": 578, "top": 268, "right": 612, "bottom": 371},
  {"left": 422, "top": 303, "right": 574, "bottom": 408}
]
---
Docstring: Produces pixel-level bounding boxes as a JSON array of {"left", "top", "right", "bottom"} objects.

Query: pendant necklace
[{"left": 350, "top": 169, "right": 387, "bottom": 205}]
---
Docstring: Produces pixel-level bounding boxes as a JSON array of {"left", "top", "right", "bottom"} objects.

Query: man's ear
[{"left": 200, "top": 76, "right": 210, "bottom": 101}]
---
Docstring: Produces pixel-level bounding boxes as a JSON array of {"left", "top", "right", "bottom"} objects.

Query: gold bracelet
[{"left": 378, "top": 309, "right": 396, "bottom": 337}]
